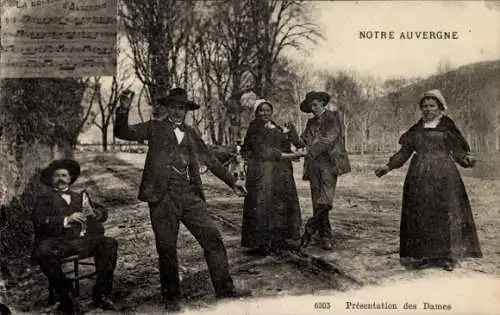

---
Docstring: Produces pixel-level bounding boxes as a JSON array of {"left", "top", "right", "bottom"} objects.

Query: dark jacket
[
  {"left": 387, "top": 115, "right": 474, "bottom": 170},
  {"left": 241, "top": 118, "right": 304, "bottom": 161},
  {"left": 114, "top": 111, "right": 236, "bottom": 203},
  {"left": 32, "top": 190, "right": 107, "bottom": 248},
  {"left": 300, "top": 110, "right": 351, "bottom": 179}
]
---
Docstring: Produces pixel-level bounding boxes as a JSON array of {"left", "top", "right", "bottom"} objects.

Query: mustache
[{"left": 54, "top": 179, "right": 69, "bottom": 185}]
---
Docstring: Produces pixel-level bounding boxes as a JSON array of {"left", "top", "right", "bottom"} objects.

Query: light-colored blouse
[{"left": 423, "top": 114, "right": 444, "bottom": 128}]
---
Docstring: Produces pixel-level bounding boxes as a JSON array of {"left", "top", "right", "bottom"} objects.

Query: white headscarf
[{"left": 420, "top": 89, "right": 448, "bottom": 111}]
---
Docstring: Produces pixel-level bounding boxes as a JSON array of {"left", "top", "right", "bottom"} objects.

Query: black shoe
[
  {"left": 300, "top": 231, "right": 312, "bottom": 248},
  {"left": 216, "top": 288, "right": 252, "bottom": 299},
  {"left": 46, "top": 292, "right": 59, "bottom": 306},
  {"left": 164, "top": 299, "right": 182, "bottom": 312},
  {"left": 0, "top": 303, "right": 12, "bottom": 315},
  {"left": 320, "top": 238, "right": 333, "bottom": 250},
  {"left": 435, "top": 259, "right": 456, "bottom": 272},
  {"left": 57, "top": 292, "right": 81, "bottom": 315},
  {"left": 413, "top": 259, "right": 433, "bottom": 270},
  {"left": 93, "top": 295, "right": 117, "bottom": 310}
]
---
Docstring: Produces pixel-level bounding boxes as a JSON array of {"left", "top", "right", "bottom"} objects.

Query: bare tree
[
  {"left": 121, "top": 0, "right": 196, "bottom": 105},
  {"left": 136, "top": 85, "right": 148, "bottom": 123},
  {"left": 355, "top": 75, "right": 384, "bottom": 155},
  {"left": 324, "top": 71, "right": 362, "bottom": 151},
  {"left": 383, "top": 77, "right": 409, "bottom": 149},
  {"left": 288, "top": 61, "right": 316, "bottom": 131},
  {"left": 248, "top": 0, "right": 321, "bottom": 98},
  {"left": 91, "top": 72, "right": 133, "bottom": 152}
]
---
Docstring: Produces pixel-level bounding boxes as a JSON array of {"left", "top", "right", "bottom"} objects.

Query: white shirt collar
[{"left": 173, "top": 125, "right": 185, "bottom": 144}]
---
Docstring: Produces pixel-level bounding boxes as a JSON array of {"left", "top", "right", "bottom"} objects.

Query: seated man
[{"left": 31, "top": 159, "right": 118, "bottom": 313}]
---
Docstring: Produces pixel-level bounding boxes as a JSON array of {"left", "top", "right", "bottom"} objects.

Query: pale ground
[
  {"left": 6, "top": 152, "right": 499, "bottom": 315},
  {"left": 152, "top": 274, "right": 500, "bottom": 315}
]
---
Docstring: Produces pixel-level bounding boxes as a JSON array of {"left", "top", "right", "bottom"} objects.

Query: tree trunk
[
  {"left": 217, "top": 116, "right": 225, "bottom": 146},
  {"left": 496, "top": 126, "right": 499, "bottom": 151},
  {"left": 102, "top": 126, "right": 108, "bottom": 152}
]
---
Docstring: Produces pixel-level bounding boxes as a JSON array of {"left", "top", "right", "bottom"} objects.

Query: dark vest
[{"left": 165, "top": 134, "right": 196, "bottom": 183}]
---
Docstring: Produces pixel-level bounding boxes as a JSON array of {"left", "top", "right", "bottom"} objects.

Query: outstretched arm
[
  {"left": 192, "top": 131, "right": 237, "bottom": 188},
  {"left": 375, "top": 129, "right": 415, "bottom": 177}
]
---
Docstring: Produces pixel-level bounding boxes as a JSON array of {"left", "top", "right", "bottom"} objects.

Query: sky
[{"left": 287, "top": 0, "right": 500, "bottom": 80}]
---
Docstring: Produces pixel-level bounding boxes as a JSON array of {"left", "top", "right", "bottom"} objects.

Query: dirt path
[{"left": 5, "top": 152, "right": 499, "bottom": 314}]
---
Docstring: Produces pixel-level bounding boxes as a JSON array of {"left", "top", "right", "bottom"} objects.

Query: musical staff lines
[
  {"left": 0, "top": 0, "right": 117, "bottom": 77},
  {"left": 3, "top": 15, "right": 115, "bottom": 25},
  {"left": 2, "top": 58, "right": 112, "bottom": 69},
  {"left": 2, "top": 30, "right": 116, "bottom": 40},
  {"left": 1, "top": 44, "right": 115, "bottom": 55}
]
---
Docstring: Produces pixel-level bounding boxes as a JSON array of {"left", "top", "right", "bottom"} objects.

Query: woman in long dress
[
  {"left": 375, "top": 89, "right": 482, "bottom": 271},
  {"left": 241, "top": 100, "right": 306, "bottom": 254}
]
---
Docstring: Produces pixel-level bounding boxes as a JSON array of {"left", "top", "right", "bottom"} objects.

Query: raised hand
[{"left": 119, "top": 90, "right": 135, "bottom": 110}]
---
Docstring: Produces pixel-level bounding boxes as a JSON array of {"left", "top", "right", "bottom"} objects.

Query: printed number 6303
[{"left": 314, "top": 302, "right": 331, "bottom": 309}]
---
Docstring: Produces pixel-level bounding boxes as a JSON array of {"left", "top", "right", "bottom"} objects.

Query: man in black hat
[
  {"left": 114, "top": 87, "right": 252, "bottom": 312},
  {"left": 299, "top": 91, "right": 351, "bottom": 250},
  {"left": 32, "top": 159, "right": 118, "bottom": 313}
]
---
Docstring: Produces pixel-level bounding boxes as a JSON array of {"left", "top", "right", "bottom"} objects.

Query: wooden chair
[{"left": 48, "top": 254, "right": 97, "bottom": 298}]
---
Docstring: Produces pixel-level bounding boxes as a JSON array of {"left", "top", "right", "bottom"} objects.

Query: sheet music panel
[{"left": 0, "top": 0, "right": 117, "bottom": 77}]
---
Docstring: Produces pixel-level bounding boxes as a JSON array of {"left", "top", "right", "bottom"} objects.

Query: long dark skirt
[
  {"left": 241, "top": 159, "right": 302, "bottom": 249},
  {"left": 400, "top": 153, "right": 482, "bottom": 260}
]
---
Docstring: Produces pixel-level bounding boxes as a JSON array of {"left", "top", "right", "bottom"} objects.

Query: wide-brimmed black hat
[
  {"left": 157, "top": 87, "right": 200, "bottom": 111},
  {"left": 40, "top": 159, "right": 81, "bottom": 187},
  {"left": 300, "top": 91, "right": 331, "bottom": 113}
]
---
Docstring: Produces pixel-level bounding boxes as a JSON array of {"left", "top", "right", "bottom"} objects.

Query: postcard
[{"left": 0, "top": 1, "right": 498, "bottom": 315}]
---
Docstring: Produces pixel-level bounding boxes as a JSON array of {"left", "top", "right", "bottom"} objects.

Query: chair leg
[
  {"left": 47, "top": 281, "right": 57, "bottom": 306},
  {"left": 73, "top": 260, "right": 79, "bottom": 297}
]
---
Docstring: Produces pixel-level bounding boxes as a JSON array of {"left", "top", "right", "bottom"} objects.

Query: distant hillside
[{"left": 371, "top": 59, "right": 500, "bottom": 152}]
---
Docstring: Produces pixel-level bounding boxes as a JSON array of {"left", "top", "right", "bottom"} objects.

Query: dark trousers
[
  {"left": 33, "top": 235, "right": 118, "bottom": 299},
  {"left": 305, "top": 166, "right": 338, "bottom": 238},
  {"left": 148, "top": 177, "right": 235, "bottom": 301}
]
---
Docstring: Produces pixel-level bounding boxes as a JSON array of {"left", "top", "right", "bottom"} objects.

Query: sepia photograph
[{"left": 0, "top": 0, "right": 499, "bottom": 314}]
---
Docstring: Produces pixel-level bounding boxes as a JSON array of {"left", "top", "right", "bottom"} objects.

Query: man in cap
[
  {"left": 299, "top": 91, "right": 351, "bottom": 250},
  {"left": 32, "top": 159, "right": 118, "bottom": 313},
  {"left": 114, "top": 87, "right": 252, "bottom": 312}
]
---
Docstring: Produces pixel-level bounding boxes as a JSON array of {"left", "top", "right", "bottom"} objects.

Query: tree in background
[
  {"left": 120, "top": 0, "right": 321, "bottom": 145},
  {"left": 324, "top": 71, "right": 362, "bottom": 151},
  {"left": 121, "top": 0, "right": 196, "bottom": 105},
  {"left": 90, "top": 76, "right": 133, "bottom": 152},
  {"left": 383, "top": 77, "right": 409, "bottom": 150},
  {"left": 356, "top": 75, "right": 384, "bottom": 155},
  {"left": 0, "top": 78, "right": 90, "bottom": 259},
  {"left": 248, "top": 0, "right": 321, "bottom": 98},
  {"left": 89, "top": 46, "right": 134, "bottom": 152}
]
